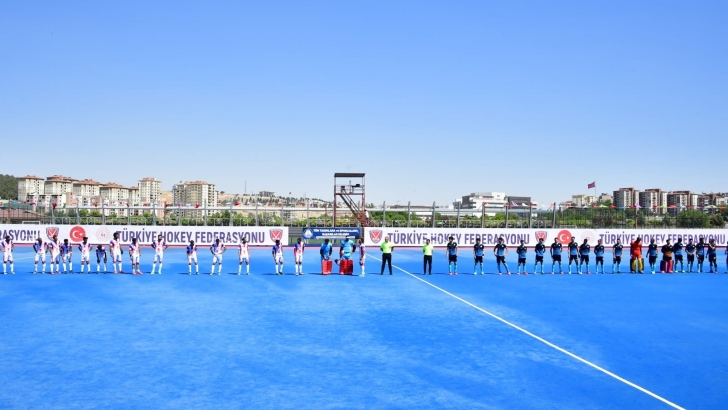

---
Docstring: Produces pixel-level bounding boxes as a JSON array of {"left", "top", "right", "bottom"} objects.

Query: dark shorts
[
  {"left": 569, "top": 255, "right": 579, "bottom": 262},
  {"left": 649, "top": 256, "right": 657, "bottom": 264},
  {"left": 518, "top": 257, "right": 526, "bottom": 264},
  {"left": 580, "top": 255, "right": 589, "bottom": 263},
  {"left": 475, "top": 255, "right": 483, "bottom": 263},
  {"left": 687, "top": 254, "right": 695, "bottom": 263},
  {"left": 613, "top": 256, "right": 622, "bottom": 263},
  {"left": 496, "top": 255, "right": 506, "bottom": 265},
  {"left": 448, "top": 255, "right": 458, "bottom": 263},
  {"left": 552, "top": 254, "right": 561, "bottom": 262},
  {"left": 709, "top": 254, "right": 717, "bottom": 263},
  {"left": 535, "top": 256, "right": 544, "bottom": 263},
  {"left": 675, "top": 254, "right": 683, "bottom": 262},
  {"left": 596, "top": 256, "right": 604, "bottom": 263},
  {"left": 697, "top": 254, "right": 705, "bottom": 263}
]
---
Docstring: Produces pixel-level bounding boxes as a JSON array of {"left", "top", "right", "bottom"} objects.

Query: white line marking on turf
[{"left": 370, "top": 255, "right": 685, "bottom": 410}]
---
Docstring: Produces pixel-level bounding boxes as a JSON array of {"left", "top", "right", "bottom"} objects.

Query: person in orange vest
[{"left": 630, "top": 237, "right": 644, "bottom": 273}]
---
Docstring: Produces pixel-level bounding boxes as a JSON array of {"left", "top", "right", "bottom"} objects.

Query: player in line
[
  {"left": 673, "top": 238, "right": 685, "bottom": 273},
  {"left": 567, "top": 237, "right": 579, "bottom": 274},
  {"left": 358, "top": 238, "right": 366, "bottom": 277},
  {"left": 320, "top": 238, "right": 332, "bottom": 274},
  {"left": 446, "top": 236, "right": 458, "bottom": 275},
  {"left": 594, "top": 239, "right": 605, "bottom": 274},
  {"left": 294, "top": 237, "right": 305, "bottom": 276},
  {"left": 550, "top": 238, "right": 563, "bottom": 274},
  {"left": 272, "top": 239, "right": 284, "bottom": 275},
  {"left": 339, "top": 235, "right": 355, "bottom": 275},
  {"left": 1, "top": 235, "right": 13, "bottom": 274},
  {"left": 578, "top": 239, "right": 590, "bottom": 274},
  {"left": 646, "top": 238, "right": 659, "bottom": 274},
  {"left": 473, "top": 237, "right": 484, "bottom": 275},
  {"left": 129, "top": 237, "right": 142, "bottom": 275},
  {"left": 48, "top": 235, "right": 61, "bottom": 274},
  {"left": 110, "top": 232, "right": 124, "bottom": 274},
  {"left": 696, "top": 237, "right": 706, "bottom": 273},
  {"left": 534, "top": 238, "right": 546, "bottom": 274},
  {"left": 708, "top": 238, "right": 718, "bottom": 273},
  {"left": 612, "top": 239, "right": 623, "bottom": 274},
  {"left": 151, "top": 234, "right": 168, "bottom": 275},
  {"left": 78, "top": 237, "right": 93, "bottom": 274},
  {"left": 60, "top": 238, "right": 73, "bottom": 273},
  {"left": 96, "top": 245, "right": 107, "bottom": 273},
  {"left": 493, "top": 237, "right": 510, "bottom": 275},
  {"left": 661, "top": 239, "right": 673, "bottom": 273},
  {"left": 238, "top": 238, "right": 250, "bottom": 275},
  {"left": 33, "top": 238, "right": 47, "bottom": 274},
  {"left": 516, "top": 240, "right": 527, "bottom": 275},
  {"left": 210, "top": 238, "right": 226, "bottom": 275},
  {"left": 422, "top": 239, "right": 433, "bottom": 275},
  {"left": 187, "top": 240, "right": 199, "bottom": 275},
  {"left": 685, "top": 238, "right": 696, "bottom": 272}
]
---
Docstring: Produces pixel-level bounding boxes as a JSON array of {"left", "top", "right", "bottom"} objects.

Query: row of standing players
[
  {"left": 0, "top": 234, "right": 368, "bottom": 276},
  {"left": 431, "top": 235, "right": 728, "bottom": 275}
]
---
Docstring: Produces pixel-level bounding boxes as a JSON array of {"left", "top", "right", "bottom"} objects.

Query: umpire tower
[{"left": 333, "top": 173, "right": 367, "bottom": 227}]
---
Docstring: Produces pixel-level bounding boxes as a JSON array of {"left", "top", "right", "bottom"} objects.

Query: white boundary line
[{"left": 370, "top": 255, "right": 685, "bottom": 410}]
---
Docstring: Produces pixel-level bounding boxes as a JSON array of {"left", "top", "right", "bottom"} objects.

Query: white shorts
[
  {"left": 295, "top": 254, "right": 303, "bottom": 264},
  {"left": 4, "top": 253, "right": 13, "bottom": 263},
  {"left": 130, "top": 255, "right": 140, "bottom": 264},
  {"left": 81, "top": 254, "right": 90, "bottom": 263},
  {"left": 35, "top": 254, "right": 46, "bottom": 263},
  {"left": 153, "top": 254, "right": 163, "bottom": 262},
  {"left": 112, "top": 252, "right": 122, "bottom": 263},
  {"left": 239, "top": 257, "right": 249, "bottom": 264},
  {"left": 360, "top": 255, "right": 366, "bottom": 265},
  {"left": 212, "top": 255, "right": 223, "bottom": 264},
  {"left": 275, "top": 256, "right": 283, "bottom": 264},
  {"left": 188, "top": 255, "right": 198, "bottom": 264},
  {"left": 62, "top": 254, "right": 71, "bottom": 262},
  {"left": 50, "top": 253, "right": 60, "bottom": 263}
]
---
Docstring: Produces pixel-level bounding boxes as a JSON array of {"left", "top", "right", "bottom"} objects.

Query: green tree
[
  {"left": 676, "top": 209, "right": 709, "bottom": 228},
  {"left": 0, "top": 174, "right": 18, "bottom": 200},
  {"left": 710, "top": 214, "right": 725, "bottom": 227}
]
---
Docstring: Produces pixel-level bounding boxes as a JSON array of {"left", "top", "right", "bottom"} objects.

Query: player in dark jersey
[
  {"left": 567, "top": 237, "right": 579, "bottom": 274},
  {"left": 673, "top": 238, "right": 685, "bottom": 273},
  {"left": 661, "top": 239, "right": 673, "bottom": 273},
  {"left": 446, "top": 236, "right": 458, "bottom": 275},
  {"left": 473, "top": 238, "right": 485, "bottom": 275},
  {"left": 696, "top": 237, "right": 706, "bottom": 273},
  {"left": 685, "top": 238, "right": 696, "bottom": 273},
  {"left": 493, "top": 237, "right": 510, "bottom": 275},
  {"left": 708, "top": 239, "right": 718, "bottom": 273},
  {"left": 550, "top": 239, "right": 563, "bottom": 274},
  {"left": 534, "top": 238, "right": 546, "bottom": 274},
  {"left": 594, "top": 239, "right": 605, "bottom": 274},
  {"left": 612, "top": 239, "right": 624, "bottom": 274},
  {"left": 578, "top": 239, "right": 590, "bottom": 274},
  {"left": 516, "top": 240, "right": 527, "bottom": 275},
  {"left": 646, "top": 239, "right": 659, "bottom": 274}
]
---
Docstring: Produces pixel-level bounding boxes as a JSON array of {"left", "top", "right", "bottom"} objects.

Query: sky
[{"left": 1, "top": 0, "right": 727, "bottom": 206}]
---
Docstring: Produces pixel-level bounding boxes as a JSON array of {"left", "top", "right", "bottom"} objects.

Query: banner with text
[
  {"left": 0, "top": 225, "right": 288, "bottom": 246},
  {"left": 364, "top": 228, "right": 728, "bottom": 247},
  {"left": 302, "top": 228, "right": 360, "bottom": 240}
]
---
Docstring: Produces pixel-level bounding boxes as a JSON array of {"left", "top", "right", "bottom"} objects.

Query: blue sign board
[{"left": 302, "top": 228, "right": 360, "bottom": 240}]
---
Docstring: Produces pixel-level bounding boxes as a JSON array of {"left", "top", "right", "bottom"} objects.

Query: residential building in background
[
  {"left": 613, "top": 188, "right": 639, "bottom": 208},
  {"left": 599, "top": 193, "right": 613, "bottom": 203},
  {"left": 100, "top": 183, "right": 130, "bottom": 203},
  {"left": 17, "top": 175, "right": 44, "bottom": 202},
  {"left": 138, "top": 177, "right": 162, "bottom": 204},
  {"left": 638, "top": 188, "right": 667, "bottom": 212},
  {"left": 453, "top": 192, "right": 536, "bottom": 216},
  {"left": 128, "top": 186, "right": 141, "bottom": 205},
  {"left": 666, "top": 191, "right": 699, "bottom": 209},
  {"left": 72, "top": 179, "right": 101, "bottom": 198},
  {"left": 571, "top": 194, "right": 597, "bottom": 207},
  {"left": 173, "top": 181, "right": 219, "bottom": 217}
]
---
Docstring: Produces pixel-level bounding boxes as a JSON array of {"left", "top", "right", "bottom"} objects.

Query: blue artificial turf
[{"left": 1, "top": 246, "right": 726, "bottom": 409}]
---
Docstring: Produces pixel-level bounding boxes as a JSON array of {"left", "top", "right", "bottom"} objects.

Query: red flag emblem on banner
[
  {"left": 46, "top": 227, "right": 59, "bottom": 240},
  {"left": 535, "top": 231, "right": 547, "bottom": 241},
  {"left": 269, "top": 229, "right": 283, "bottom": 242},
  {"left": 369, "top": 229, "right": 383, "bottom": 244}
]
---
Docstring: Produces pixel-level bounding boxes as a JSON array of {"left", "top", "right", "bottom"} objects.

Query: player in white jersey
[
  {"left": 96, "top": 245, "right": 108, "bottom": 273},
  {"left": 272, "top": 240, "right": 284, "bottom": 275},
  {"left": 293, "top": 237, "right": 305, "bottom": 275},
  {"left": 77, "top": 237, "right": 93, "bottom": 274},
  {"left": 48, "top": 235, "right": 61, "bottom": 274},
  {"left": 187, "top": 240, "right": 199, "bottom": 275},
  {"left": 109, "top": 232, "right": 124, "bottom": 274},
  {"left": 33, "top": 238, "right": 48, "bottom": 274},
  {"left": 2, "top": 235, "right": 15, "bottom": 274},
  {"left": 60, "top": 239, "right": 73, "bottom": 273},
  {"left": 129, "top": 237, "right": 142, "bottom": 274},
  {"left": 358, "top": 238, "right": 366, "bottom": 277},
  {"left": 238, "top": 238, "right": 250, "bottom": 275},
  {"left": 150, "top": 234, "right": 168, "bottom": 275},
  {"left": 210, "top": 238, "right": 226, "bottom": 275}
]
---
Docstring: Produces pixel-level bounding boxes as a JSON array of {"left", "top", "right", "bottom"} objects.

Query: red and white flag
[{"left": 587, "top": 181, "right": 596, "bottom": 189}]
